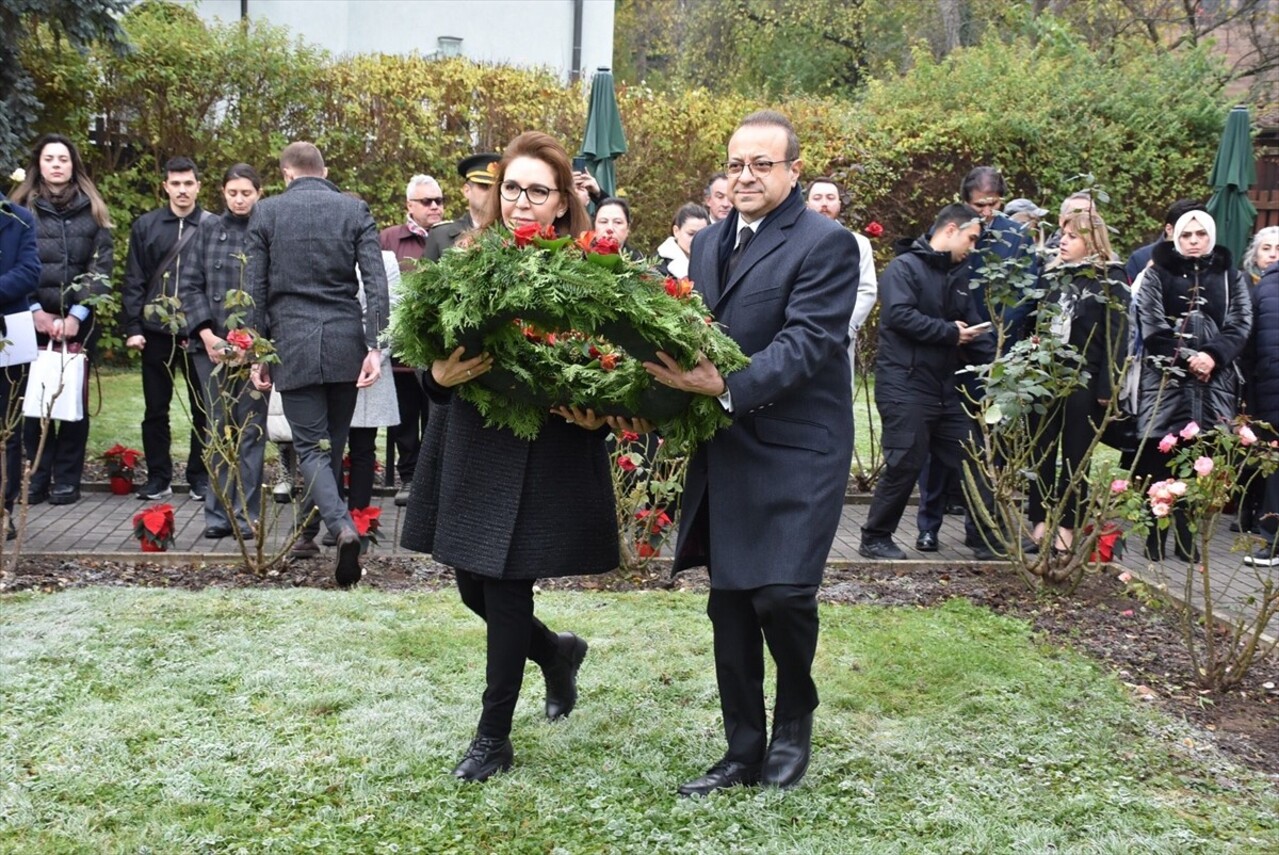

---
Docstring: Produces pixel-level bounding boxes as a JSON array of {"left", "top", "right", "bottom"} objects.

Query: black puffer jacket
[
  {"left": 30, "top": 192, "right": 113, "bottom": 323},
  {"left": 874, "top": 236, "right": 995, "bottom": 404},
  {"left": 1136, "top": 241, "right": 1251, "bottom": 439}
]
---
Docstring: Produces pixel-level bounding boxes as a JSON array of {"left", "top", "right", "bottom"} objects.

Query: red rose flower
[
  {"left": 350, "top": 506, "right": 382, "bottom": 537},
  {"left": 513, "top": 222, "right": 541, "bottom": 247},
  {"left": 617, "top": 456, "right": 637, "bottom": 472},
  {"left": 225, "top": 329, "right": 254, "bottom": 350},
  {"left": 599, "top": 352, "right": 619, "bottom": 371},
  {"left": 592, "top": 235, "right": 620, "bottom": 255},
  {"left": 865, "top": 221, "right": 884, "bottom": 238},
  {"left": 637, "top": 542, "right": 657, "bottom": 558},
  {"left": 621, "top": 430, "right": 640, "bottom": 443},
  {"left": 664, "top": 277, "right": 678, "bottom": 297}
]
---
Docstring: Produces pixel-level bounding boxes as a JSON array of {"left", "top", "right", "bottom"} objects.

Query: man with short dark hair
[
  {"left": 703, "top": 172, "right": 732, "bottom": 223},
  {"left": 806, "top": 176, "right": 878, "bottom": 369},
  {"left": 859, "top": 203, "right": 998, "bottom": 561},
  {"left": 914, "top": 166, "right": 1034, "bottom": 551},
  {"left": 247, "top": 141, "right": 389, "bottom": 588},
  {"left": 647, "top": 110, "right": 859, "bottom": 796},
  {"left": 121, "top": 156, "right": 212, "bottom": 501}
]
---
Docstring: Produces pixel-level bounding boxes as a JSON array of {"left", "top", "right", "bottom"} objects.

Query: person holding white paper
[{"left": 0, "top": 189, "right": 42, "bottom": 538}]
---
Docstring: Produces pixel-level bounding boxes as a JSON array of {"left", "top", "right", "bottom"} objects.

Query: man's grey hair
[{"left": 406, "top": 174, "right": 439, "bottom": 200}]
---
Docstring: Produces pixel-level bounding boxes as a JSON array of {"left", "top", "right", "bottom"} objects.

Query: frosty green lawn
[{"left": 1, "top": 588, "right": 1275, "bottom": 853}]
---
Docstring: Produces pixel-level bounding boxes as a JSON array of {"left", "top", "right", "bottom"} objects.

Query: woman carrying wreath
[{"left": 400, "top": 131, "right": 650, "bottom": 782}]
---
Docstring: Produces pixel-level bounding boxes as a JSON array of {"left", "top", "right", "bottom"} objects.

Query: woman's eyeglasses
[{"left": 499, "top": 181, "right": 558, "bottom": 205}]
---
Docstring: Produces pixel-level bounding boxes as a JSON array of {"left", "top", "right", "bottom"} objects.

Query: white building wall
[{"left": 185, "top": 0, "right": 615, "bottom": 80}]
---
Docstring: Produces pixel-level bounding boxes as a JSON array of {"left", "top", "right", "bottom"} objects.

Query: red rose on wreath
[
  {"left": 864, "top": 221, "right": 884, "bottom": 239},
  {"left": 664, "top": 277, "right": 694, "bottom": 299},
  {"left": 513, "top": 222, "right": 542, "bottom": 248},
  {"left": 599, "top": 352, "right": 619, "bottom": 372}
]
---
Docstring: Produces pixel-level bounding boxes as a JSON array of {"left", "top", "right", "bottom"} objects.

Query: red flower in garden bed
[
  {"left": 102, "top": 444, "right": 141, "bottom": 479},
  {"left": 864, "top": 221, "right": 884, "bottom": 238},
  {"left": 132, "top": 503, "right": 175, "bottom": 552},
  {"left": 350, "top": 506, "right": 382, "bottom": 546}
]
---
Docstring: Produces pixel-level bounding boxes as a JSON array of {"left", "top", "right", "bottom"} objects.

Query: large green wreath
[{"left": 386, "top": 225, "right": 749, "bottom": 450}]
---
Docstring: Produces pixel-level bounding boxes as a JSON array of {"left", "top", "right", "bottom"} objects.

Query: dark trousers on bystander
[{"left": 139, "top": 331, "right": 207, "bottom": 487}]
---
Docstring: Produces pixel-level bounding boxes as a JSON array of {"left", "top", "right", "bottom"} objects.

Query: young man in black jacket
[
  {"left": 859, "top": 203, "right": 1000, "bottom": 561},
  {"left": 121, "top": 156, "right": 212, "bottom": 501}
]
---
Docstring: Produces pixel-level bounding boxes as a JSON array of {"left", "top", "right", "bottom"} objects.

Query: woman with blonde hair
[
  {"left": 1027, "top": 208, "right": 1128, "bottom": 552},
  {"left": 1242, "top": 226, "right": 1279, "bottom": 286}
]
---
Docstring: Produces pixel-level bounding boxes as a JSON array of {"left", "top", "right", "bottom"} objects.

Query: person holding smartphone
[
  {"left": 859, "top": 203, "right": 1002, "bottom": 561},
  {"left": 570, "top": 156, "right": 602, "bottom": 213}
]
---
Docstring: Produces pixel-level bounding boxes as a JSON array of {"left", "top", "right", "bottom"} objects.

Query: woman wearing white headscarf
[{"left": 1135, "top": 209, "right": 1252, "bottom": 559}]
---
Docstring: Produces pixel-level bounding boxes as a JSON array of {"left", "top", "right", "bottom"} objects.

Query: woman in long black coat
[
  {"left": 401, "top": 131, "right": 647, "bottom": 782},
  {"left": 1027, "top": 209, "right": 1128, "bottom": 553},
  {"left": 1135, "top": 209, "right": 1252, "bottom": 560},
  {"left": 8, "top": 134, "right": 113, "bottom": 505}
]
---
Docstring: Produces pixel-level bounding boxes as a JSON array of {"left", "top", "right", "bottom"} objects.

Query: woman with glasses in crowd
[
  {"left": 401, "top": 131, "right": 649, "bottom": 783},
  {"left": 9, "top": 134, "right": 114, "bottom": 506}
]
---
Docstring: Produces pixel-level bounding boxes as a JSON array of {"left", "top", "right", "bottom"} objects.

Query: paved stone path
[{"left": 10, "top": 486, "right": 1274, "bottom": 631}]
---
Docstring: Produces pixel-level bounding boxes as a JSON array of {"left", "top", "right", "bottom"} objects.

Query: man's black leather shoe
[
  {"left": 677, "top": 759, "right": 761, "bottom": 797},
  {"left": 48, "top": 485, "right": 80, "bottom": 505},
  {"left": 204, "top": 525, "right": 233, "bottom": 539},
  {"left": 858, "top": 538, "right": 906, "bottom": 560},
  {"left": 452, "top": 736, "right": 513, "bottom": 782},
  {"left": 762, "top": 714, "right": 813, "bottom": 789},
  {"left": 26, "top": 486, "right": 49, "bottom": 505},
  {"left": 915, "top": 530, "right": 939, "bottom": 552},
  {"left": 543, "top": 632, "right": 588, "bottom": 720}
]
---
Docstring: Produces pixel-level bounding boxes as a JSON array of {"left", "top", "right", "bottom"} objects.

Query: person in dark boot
[{"left": 858, "top": 203, "right": 1000, "bottom": 561}]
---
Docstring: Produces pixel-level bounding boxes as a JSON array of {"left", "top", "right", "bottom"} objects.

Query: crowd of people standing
[{"left": 2, "top": 114, "right": 1278, "bottom": 792}]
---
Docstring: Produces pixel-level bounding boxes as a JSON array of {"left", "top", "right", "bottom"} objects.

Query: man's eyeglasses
[
  {"left": 724, "top": 159, "right": 793, "bottom": 177},
  {"left": 411, "top": 196, "right": 445, "bottom": 206},
  {"left": 499, "top": 181, "right": 558, "bottom": 205}
]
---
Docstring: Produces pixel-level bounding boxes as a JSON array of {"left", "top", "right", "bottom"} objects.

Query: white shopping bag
[{"left": 22, "top": 341, "right": 87, "bottom": 422}]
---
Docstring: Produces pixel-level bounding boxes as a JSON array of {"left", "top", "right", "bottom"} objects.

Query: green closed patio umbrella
[
  {"left": 579, "top": 67, "right": 628, "bottom": 199},
  {"left": 1205, "top": 106, "right": 1257, "bottom": 264}
]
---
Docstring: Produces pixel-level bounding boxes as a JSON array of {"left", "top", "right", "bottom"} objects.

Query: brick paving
[{"left": 12, "top": 486, "right": 1274, "bottom": 629}]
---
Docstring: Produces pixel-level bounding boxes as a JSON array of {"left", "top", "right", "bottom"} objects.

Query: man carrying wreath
[{"left": 645, "top": 110, "right": 859, "bottom": 795}]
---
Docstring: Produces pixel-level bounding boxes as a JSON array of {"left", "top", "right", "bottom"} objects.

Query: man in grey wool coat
[{"left": 246, "top": 141, "right": 389, "bottom": 588}]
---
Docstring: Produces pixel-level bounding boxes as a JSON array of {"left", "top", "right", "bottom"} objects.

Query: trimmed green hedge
[{"left": 18, "top": 1, "right": 1230, "bottom": 356}]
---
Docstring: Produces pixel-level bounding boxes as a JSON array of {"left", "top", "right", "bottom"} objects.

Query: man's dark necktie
[{"left": 725, "top": 226, "right": 755, "bottom": 281}]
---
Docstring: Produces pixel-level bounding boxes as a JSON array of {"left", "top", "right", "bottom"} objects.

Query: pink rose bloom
[
  {"left": 1158, "top": 434, "right": 1178, "bottom": 453},
  {"left": 1239, "top": 425, "right": 1258, "bottom": 446},
  {"left": 1118, "top": 571, "right": 1133, "bottom": 583},
  {"left": 1110, "top": 479, "right": 1129, "bottom": 494},
  {"left": 1151, "top": 500, "right": 1171, "bottom": 518},
  {"left": 1147, "top": 479, "right": 1170, "bottom": 500},
  {"left": 1168, "top": 480, "right": 1188, "bottom": 496},
  {"left": 1193, "top": 456, "right": 1214, "bottom": 476},
  {"left": 1179, "top": 421, "right": 1200, "bottom": 440}
]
